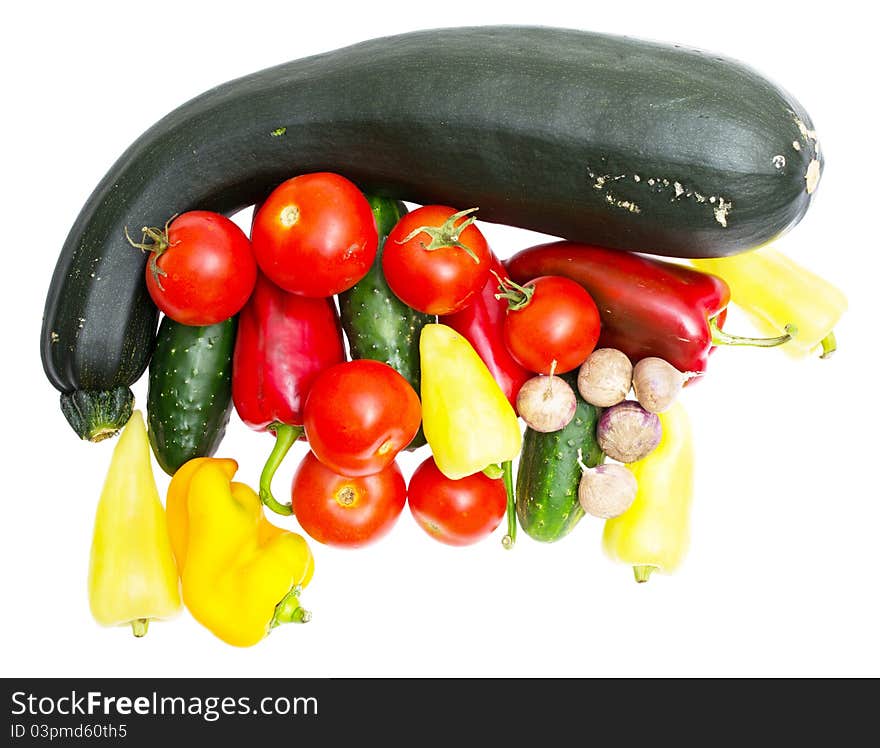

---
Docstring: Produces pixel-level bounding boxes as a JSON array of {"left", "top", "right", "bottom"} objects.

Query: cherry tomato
[
  {"left": 250, "top": 173, "right": 377, "bottom": 297},
  {"left": 303, "top": 360, "right": 421, "bottom": 477},
  {"left": 382, "top": 205, "right": 491, "bottom": 315},
  {"left": 135, "top": 211, "right": 256, "bottom": 325},
  {"left": 501, "top": 275, "right": 601, "bottom": 374},
  {"left": 291, "top": 452, "right": 406, "bottom": 547},
  {"left": 407, "top": 457, "right": 507, "bottom": 546}
]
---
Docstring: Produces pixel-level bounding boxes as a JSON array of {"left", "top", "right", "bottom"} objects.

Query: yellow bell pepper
[
  {"left": 165, "top": 456, "right": 239, "bottom": 571},
  {"left": 693, "top": 247, "right": 847, "bottom": 358},
  {"left": 602, "top": 401, "right": 693, "bottom": 583},
  {"left": 420, "top": 323, "right": 522, "bottom": 546},
  {"left": 88, "top": 410, "right": 180, "bottom": 636},
  {"left": 167, "top": 458, "right": 314, "bottom": 647}
]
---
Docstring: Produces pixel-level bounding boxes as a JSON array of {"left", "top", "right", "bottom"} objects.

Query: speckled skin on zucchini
[
  {"left": 339, "top": 196, "right": 434, "bottom": 449},
  {"left": 516, "top": 372, "right": 604, "bottom": 542},
  {"left": 147, "top": 316, "right": 236, "bottom": 475},
  {"left": 42, "top": 27, "right": 821, "bottom": 441}
]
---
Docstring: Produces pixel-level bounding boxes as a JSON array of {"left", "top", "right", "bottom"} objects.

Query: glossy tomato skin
[
  {"left": 407, "top": 457, "right": 507, "bottom": 546},
  {"left": 291, "top": 452, "right": 406, "bottom": 547},
  {"left": 303, "top": 360, "right": 422, "bottom": 477},
  {"left": 503, "top": 275, "right": 601, "bottom": 374},
  {"left": 144, "top": 211, "right": 256, "bottom": 325},
  {"left": 382, "top": 205, "right": 491, "bottom": 315},
  {"left": 250, "top": 173, "right": 378, "bottom": 297}
]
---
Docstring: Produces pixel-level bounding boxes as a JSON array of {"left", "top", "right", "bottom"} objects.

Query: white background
[{"left": 2, "top": 0, "right": 876, "bottom": 677}]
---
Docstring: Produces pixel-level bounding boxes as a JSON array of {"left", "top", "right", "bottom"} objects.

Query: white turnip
[{"left": 577, "top": 348, "right": 632, "bottom": 407}]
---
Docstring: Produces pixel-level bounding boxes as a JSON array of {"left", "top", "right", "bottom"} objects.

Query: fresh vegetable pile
[{"left": 41, "top": 26, "right": 846, "bottom": 648}]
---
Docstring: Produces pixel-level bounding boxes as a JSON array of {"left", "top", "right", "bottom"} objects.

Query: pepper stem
[
  {"left": 633, "top": 565, "right": 656, "bottom": 584},
  {"left": 259, "top": 423, "right": 303, "bottom": 516},
  {"left": 131, "top": 618, "right": 149, "bottom": 637},
  {"left": 396, "top": 207, "right": 481, "bottom": 263},
  {"left": 819, "top": 331, "right": 837, "bottom": 359},
  {"left": 493, "top": 273, "right": 535, "bottom": 311},
  {"left": 270, "top": 585, "right": 312, "bottom": 629},
  {"left": 483, "top": 463, "right": 504, "bottom": 480},
  {"left": 709, "top": 315, "right": 797, "bottom": 348},
  {"left": 501, "top": 460, "right": 516, "bottom": 549}
]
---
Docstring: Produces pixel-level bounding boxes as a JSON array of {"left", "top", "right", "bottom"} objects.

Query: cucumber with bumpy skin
[
  {"left": 516, "top": 372, "right": 604, "bottom": 542},
  {"left": 147, "top": 316, "right": 236, "bottom": 475},
  {"left": 339, "top": 196, "right": 434, "bottom": 449}
]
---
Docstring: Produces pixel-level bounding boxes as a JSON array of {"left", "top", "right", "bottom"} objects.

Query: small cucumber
[
  {"left": 339, "top": 195, "right": 434, "bottom": 449},
  {"left": 516, "top": 371, "right": 604, "bottom": 542},
  {"left": 147, "top": 316, "right": 236, "bottom": 475}
]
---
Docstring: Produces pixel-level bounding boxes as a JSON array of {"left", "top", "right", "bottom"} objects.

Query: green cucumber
[
  {"left": 339, "top": 196, "right": 434, "bottom": 449},
  {"left": 147, "top": 316, "right": 236, "bottom": 475},
  {"left": 516, "top": 372, "right": 604, "bottom": 542}
]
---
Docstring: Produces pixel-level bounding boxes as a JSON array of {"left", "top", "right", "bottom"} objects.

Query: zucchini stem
[{"left": 259, "top": 423, "right": 303, "bottom": 516}]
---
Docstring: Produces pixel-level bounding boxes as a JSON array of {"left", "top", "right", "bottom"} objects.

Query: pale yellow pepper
[
  {"left": 167, "top": 458, "right": 314, "bottom": 647},
  {"left": 420, "top": 323, "right": 522, "bottom": 547},
  {"left": 603, "top": 401, "right": 693, "bottom": 583},
  {"left": 88, "top": 410, "right": 180, "bottom": 636},
  {"left": 420, "top": 323, "right": 522, "bottom": 480},
  {"left": 693, "top": 247, "right": 847, "bottom": 358}
]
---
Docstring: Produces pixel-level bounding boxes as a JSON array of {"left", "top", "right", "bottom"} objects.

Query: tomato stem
[
  {"left": 493, "top": 272, "right": 534, "bottom": 311},
  {"left": 123, "top": 214, "right": 178, "bottom": 291},
  {"left": 396, "top": 207, "right": 481, "bottom": 263},
  {"left": 501, "top": 460, "right": 516, "bottom": 550},
  {"left": 259, "top": 423, "right": 303, "bottom": 516}
]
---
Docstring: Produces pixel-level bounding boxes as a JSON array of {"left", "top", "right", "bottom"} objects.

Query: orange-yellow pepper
[{"left": 167, "top": 458, "right": 314, "bottom": 647}]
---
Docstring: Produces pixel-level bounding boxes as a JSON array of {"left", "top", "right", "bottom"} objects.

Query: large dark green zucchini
[
  {"left": 516, "top": 372, "right": 604, "bottom": 543},
  {"left": 42, "top": 26, "right": 822, "bottom": 438},
  {"left": 339, "top": 196, "right": 434, "bottom": 450},
  {"left": 147, "top": 316, "right": 237, "bottom": 475}
]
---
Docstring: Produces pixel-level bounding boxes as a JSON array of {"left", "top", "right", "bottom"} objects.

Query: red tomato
[
  {"left": 382, "top": 205, "right": 491, "bottom": 315},
  {"left": 407, "top": 457, "right": 507, "bottom": 546},
  {"left": 501, "top": 275, "right": 601, "bottom": 374},
  {"left": 291, "top": 452, "right": 406, "bottom": 547},
  {"left": 250, "top": 173, "right": 377, "bottom": 297},
  {"left": 137, "top": 211, "right": 256, "bottom": 325},
  {"left": 303, "top": 360, "right": 421, "bottom": 477}
]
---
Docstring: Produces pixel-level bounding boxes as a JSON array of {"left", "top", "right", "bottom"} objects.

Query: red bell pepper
[
  {"left": 441, "top": 253, "right": 531, "bottom": 409},
  {"left": 506, "top": 242, "right": 795, "bottom": 375},
  {"left": 232, "top": 273, "right": 345, "bottom": 515}
]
